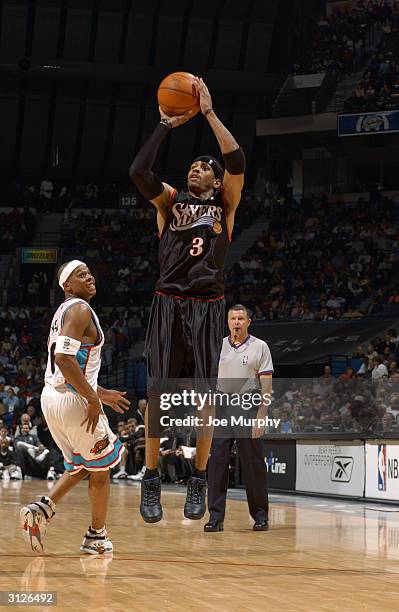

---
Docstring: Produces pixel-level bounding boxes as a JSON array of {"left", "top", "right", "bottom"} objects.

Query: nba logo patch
[
  {"left": 378, "top": 444, "right": 387, "bottom": 491},
  {"left": 243, "top": 356, "right": 248, "bottom": 365}
]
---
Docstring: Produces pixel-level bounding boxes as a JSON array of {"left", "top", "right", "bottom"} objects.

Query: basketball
[{"left": 157, "top": 71, "right": 200, "bottom": 117}]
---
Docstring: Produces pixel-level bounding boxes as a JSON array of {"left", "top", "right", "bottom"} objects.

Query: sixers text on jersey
[{"left": 156, "top": 189, "right": 230, "bottom": 299}]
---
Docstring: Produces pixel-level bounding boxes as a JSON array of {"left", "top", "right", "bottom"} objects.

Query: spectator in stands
[
  {"left": 11, "top": 421, "right": 62, "bottom": 480},
  {"left": 133, "top": 399, "right": 147, "bottom": 426},
  {"left": 40, "top": 177, "right": 53, "bottom": 201},
  {"left": 278, "top": 408, "right": 293, "bottom": 434},
  {"left": 0, "top": 439, "right": 16, "bottom": 479},
  {"left": 357, "top": 356, "right": 370, "bottom": 376},
  {"left": 371, "top": 356, "right": 389, "bottom": 383},
  {"left": 15, "top": 413, "right": 38, "bottom": 437},
  {"left": 3, "top": 386, "right": 20, "bottom": 416},
  {"left": 340, "top": 366, "right": 356, "bottom": 381}
]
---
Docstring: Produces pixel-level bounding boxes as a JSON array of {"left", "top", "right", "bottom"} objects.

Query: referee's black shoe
[
  {"left": 184, "top": 476, "right": 207, "bottom": 520},
  {"left": 253, "top": 519, "right": 269, "bottom": 531},
  {"left": 140, "top": 476, "right": 163, "bottom": 523},
  {"left": 204, "top": 518, "right": 224, "bottom": 533}
]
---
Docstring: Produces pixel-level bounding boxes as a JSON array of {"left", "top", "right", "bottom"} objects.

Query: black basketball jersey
[{"left": 155, "top": 188, "right": 230, "bottom": 299}]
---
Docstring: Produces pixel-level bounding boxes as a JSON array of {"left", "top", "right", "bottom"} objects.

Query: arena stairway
[
  {"left": 0, "top": 253, "right": 14, "bottom": 303},
  {"left": 226, "top": 218, "right": 269, "bottom": 271},
  {"left": 30, "top": 213, "right": 64, "bottom": 247},
  {"left": 326, "top": 69, "right": 368, "bottom": 114}
]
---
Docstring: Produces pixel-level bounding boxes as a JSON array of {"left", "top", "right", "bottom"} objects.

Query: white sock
[{"left": 87, "top": 525, "right": 106, "bottom": 536}]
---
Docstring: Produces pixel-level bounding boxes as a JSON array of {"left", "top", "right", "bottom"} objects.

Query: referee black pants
[{"left": 207, "top": 437, "right": 269, "bottom": 523}]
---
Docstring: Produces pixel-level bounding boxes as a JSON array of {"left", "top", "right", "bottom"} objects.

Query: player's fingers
[{"left": 91, "top": 418, "right": 99, "bottom": 434}]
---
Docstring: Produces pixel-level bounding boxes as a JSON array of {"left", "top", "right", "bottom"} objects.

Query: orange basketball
[{"left": 157, "top": 71, "right": 200, "bottom": 117}]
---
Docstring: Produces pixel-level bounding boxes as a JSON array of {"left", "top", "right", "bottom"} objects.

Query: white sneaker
[
  {"left": 128, "top": 466, "right": 146, "bottom": 481},
  {"left": 80, "top": 527, "right": 113, "bottom": 555},
  {"left": 111, "top": 469, "right": 127, "bottom": 480},
  {"left": 20, "top": 496, "right": 56, "bottom": 553},
  {"left": 46, "top": 467, "right": 56, "bottom": 481},
  {"left": 10, "top": 467, "right": 23, "bottom": 480}
]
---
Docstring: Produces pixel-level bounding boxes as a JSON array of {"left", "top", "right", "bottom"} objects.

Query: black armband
[
  {"left": 129, "top": 122, "right": 171, "bottom": 200},
  {"left": 222, "top": 147, "right": 246, "bottom": 175}
]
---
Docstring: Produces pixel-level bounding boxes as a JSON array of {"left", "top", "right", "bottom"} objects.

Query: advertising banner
[
  {"left": 338, "top": 111, "right": 399, "bottom": 137},
  {"left": 264, "top": 440, "right": 296, "bottom": 490},
  {"left": 365, "top": 441, "right": 399, "bottom": 501},
  {"left": 251, "top": 319, "right": 395, "bottom": 365},
  {"left": 296, "top": 440, "right": 365, "bottom": 496},
  {"left": 21, "top": 248, "right": 58, "bottom": 264}
]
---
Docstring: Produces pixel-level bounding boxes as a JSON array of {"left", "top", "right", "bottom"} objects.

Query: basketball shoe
[
  {"left": 140, "top": 475, "right": 163, "bottom": 523},
  {"left": 80, "top": 526, "right": 113, "bottom": 554},
  {"left": 184, "top": 476, "right": 207, "bottom": 520},
  {"left": 20, "top": 496, "right": 56, "bottom": 553}
]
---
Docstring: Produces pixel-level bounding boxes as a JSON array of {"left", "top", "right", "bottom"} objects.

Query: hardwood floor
[{"left": 1, "top": 480, "right": 399, "bottom": 611}]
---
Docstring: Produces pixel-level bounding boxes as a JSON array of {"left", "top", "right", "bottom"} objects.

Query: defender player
[
  {"left": 129, "top": 77, "right": 245, "bottom": 523},
  {"left": 19, "top": 260, "right": 130, "bottom": 553}
]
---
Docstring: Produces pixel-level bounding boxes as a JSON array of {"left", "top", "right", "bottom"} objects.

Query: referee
[{"left": 204, "top": 304, "right": 273, "bottom": 532}]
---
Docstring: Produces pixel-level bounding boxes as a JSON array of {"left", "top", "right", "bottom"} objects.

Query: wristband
[
  {"left": 204, "top": 108, "right": 213, "bottom": 116},
  {"left": 160, "top": 118, "right": 172, "bottom": 129},
  {"left": 55, "top": 335, "right": 81, "bottom": 356}
]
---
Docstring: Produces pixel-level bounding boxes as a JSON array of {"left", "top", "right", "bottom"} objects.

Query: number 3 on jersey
[{"left": 190, "top": 237, "right": 204, "bottom": 256}]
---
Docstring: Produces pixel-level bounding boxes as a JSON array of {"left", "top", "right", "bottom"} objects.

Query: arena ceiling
[{"left": 0, "top": 0, "right": 313, "bottom": 181}]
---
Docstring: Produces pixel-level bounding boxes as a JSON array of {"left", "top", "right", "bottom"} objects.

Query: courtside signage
[
  {"left": 264, "top": 440, "right": 296, "bottom": 490},
  {"left": 296, "top": 441, "right": 364, "bottom": 496},
  {"left": 365, "top": 441, "right": 399, "bottom": 501}
]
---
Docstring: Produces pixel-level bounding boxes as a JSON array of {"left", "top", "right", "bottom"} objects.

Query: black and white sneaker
[
  {"left": 184, "top": 477, "right": 207, "bottom": 520},
  {"left": 140, "top": 476, "right": 163, "bottom": 523},
  {"left": 20, "top": 496, "right": 56, "bottom": 553}
]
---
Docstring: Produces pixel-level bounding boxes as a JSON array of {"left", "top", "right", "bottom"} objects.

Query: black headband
[{"left": 193, "top": 156, "right": 224, "bottom": 181}]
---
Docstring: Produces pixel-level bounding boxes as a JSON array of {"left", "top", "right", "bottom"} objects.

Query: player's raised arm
[
  {"left": 54, "top": 303, "right": 101, "bottom": 433},
  {"left": 129, "top": 108, "right": 193, "bottom": 232},
  {"left": 193, "top": 77, "right": 245, "bottom": 212}
]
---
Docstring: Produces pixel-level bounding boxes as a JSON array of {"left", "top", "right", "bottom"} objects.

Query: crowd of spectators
[
  {"left": 0, "top": 305, "right": 64, "bottom": 479},
  {"left": 0, "top": 305, "right": 196, "bottom": 482},
  {"left": 1, "top": 180, "right": 121, "bottom": 211},
  {"left": 343, "top": 5, "right": 399, "bottom": 113},
  {"left": 293, "top": 0, "right": 393, "bottom": 77},
  {"left": 0, "top": 208, "right": 36, "bottom": 252},
  {"left": 57, "top": 191, "right": 267, "bottom": 308},
  {"left": 272, "top": 329, "right": 399, "bottom": 434},
  {"left": 227, "top": 192, "right": 399, "bottom": 321}
]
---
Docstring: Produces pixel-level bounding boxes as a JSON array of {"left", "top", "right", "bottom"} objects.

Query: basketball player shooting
[
  {"left": 129, "top": 76, "right": 245, "bottom": 523},
  {"left": 19, "top": 261, "right": 130, "bottom": 554}
]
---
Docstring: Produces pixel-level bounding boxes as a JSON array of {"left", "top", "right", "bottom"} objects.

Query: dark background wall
[{"left": 0, "top": 0, "right": 319, "bottom": 184}]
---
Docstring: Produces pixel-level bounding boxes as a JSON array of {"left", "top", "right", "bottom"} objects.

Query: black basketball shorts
[{"left": 145, "top": 292, "right": 225, "bottom": 383}]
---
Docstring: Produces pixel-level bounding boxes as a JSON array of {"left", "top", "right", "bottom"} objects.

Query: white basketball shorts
[{"left": 41, "top": 386, "right": 123, "bottom": 474}]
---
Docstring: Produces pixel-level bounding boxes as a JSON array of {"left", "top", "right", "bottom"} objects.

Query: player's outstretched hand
[
  {"left": 159, "top": 106, "right": 193, "bottom": 128},
  {"left": 81, "top": 396, "right": 102, "bottom": 434},
  {"left": 193, "top": 77, "right": 213, "bottom": 116},
  {"left": 100, "top": 389, "right": 131, "bottom": 414}
]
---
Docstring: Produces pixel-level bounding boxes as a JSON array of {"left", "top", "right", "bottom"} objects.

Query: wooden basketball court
[{"left": 1, "top": 480, "right": 399, "bottom": 611}]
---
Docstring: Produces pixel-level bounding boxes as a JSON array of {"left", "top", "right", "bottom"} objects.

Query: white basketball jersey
[{"left": 44, "top": 298, "right": 104, "bottom": 392}]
